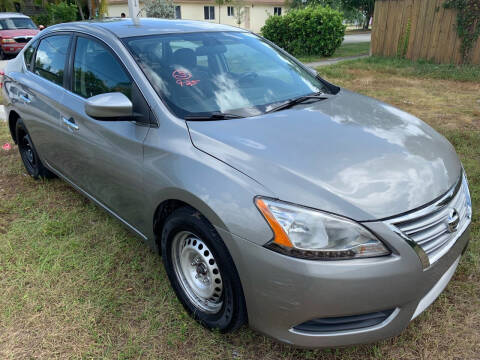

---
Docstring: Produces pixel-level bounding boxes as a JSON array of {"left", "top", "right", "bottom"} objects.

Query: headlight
[
  {"left": 1, "top": 38, "right": 15, "bottom": 44},
  {"left": 255, "top": 197, "right": 390, "bottom": 260}
]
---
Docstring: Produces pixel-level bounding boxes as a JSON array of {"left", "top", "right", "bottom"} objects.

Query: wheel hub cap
[{"left": 172, "top": 231, "right": 223, "bottom": 314}]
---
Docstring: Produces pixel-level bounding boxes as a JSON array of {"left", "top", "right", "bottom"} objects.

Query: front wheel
[{"left": 161, "top": 207, "right": 247, "bottom": 332}]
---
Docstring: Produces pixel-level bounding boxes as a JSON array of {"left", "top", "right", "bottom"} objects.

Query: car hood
[
  {"left": 0, "top": 29, "right": 39, "bottom": 38},
  {"left": 187, "top": 89, "right": 461, "bottom": 221}
]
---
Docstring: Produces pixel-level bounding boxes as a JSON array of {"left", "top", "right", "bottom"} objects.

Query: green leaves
[
  {"left": 261, "top": 6, "right": 346, "bottom": 57},
  {"left": 444, "top": 0, "right": 480, "bottom": 63}
]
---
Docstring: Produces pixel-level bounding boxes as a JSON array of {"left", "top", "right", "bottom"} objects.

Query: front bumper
[{"left": 218, "top": 221, "right": 470, "bottom": 348}]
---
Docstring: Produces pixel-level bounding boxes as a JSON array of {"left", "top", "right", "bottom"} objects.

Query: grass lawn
[
  {"left": 297, "top": 42, "right": 370, "bottom": 64},
  {"left": 0, "top": 58, "right": 479, "bottom": 359}
]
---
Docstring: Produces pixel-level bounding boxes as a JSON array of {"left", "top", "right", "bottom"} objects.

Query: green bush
[
  {"left": 261, "top": 6, "right": 346, "bottom": 57},
  {"left": 33, "top": 2, "right": 78, "bottom": 27}
]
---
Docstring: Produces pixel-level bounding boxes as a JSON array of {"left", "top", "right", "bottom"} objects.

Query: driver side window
[{"left": 73, "top": 36, "right": 132, "bottom": 99}]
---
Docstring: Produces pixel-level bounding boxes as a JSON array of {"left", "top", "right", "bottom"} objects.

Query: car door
[
  {"left": 11, "top": 34, "right": 72, "bottom": 167},
  {"left": 55, "top": 34, "right": 152, "bottom": 233}
]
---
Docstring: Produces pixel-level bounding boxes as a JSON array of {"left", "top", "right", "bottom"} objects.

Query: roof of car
[
  {"left": 49, "top": 18, "right": 245, "bottom": 38},
  {"left": 0, "top": 12, "right": 30, "bottom": 19}
]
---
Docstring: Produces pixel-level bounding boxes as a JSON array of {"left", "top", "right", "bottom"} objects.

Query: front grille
[
  {"left": 386, "top": 173, "right": 472, "bottom": 266},
  {"left": 13, "top": 36, "right": 32, "bottom": 43}
]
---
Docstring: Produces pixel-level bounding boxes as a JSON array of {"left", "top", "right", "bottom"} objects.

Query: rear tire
[
  {"left": 16, "top": 118, "right": 55, "bottom": 180},
  {"left": 161, "top": 207, "right": 247, "bottom": 332}
]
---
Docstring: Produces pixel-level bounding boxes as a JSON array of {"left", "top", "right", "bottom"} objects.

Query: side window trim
[
  {"left": 31, "top": 32, "right": 73, "bottom": 88},
  {"left": 69, "top": 32, "right": 156, "bottom": 126},
  {"left": 65, "top": 35, "right": 77, "bottom": 92},
  {"left": 24, "top": 40, "right": 39, "bottom": 71}
]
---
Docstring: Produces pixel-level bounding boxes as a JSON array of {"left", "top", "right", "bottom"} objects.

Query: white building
[{"left": 107, "top": 0, "right": 285, "bottom": 33}]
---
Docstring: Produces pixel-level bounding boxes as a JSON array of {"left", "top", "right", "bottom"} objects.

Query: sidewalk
[{"left": 304, "top": 54, "right": 369, "bottom": 68}]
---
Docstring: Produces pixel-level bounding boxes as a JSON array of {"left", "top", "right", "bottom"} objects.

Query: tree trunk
[
  {"left": 363, "top": 16, "right": 369, "bottom": 30},
  {"left": 76, "top": 0, "right": 85, "bottom": 20}
]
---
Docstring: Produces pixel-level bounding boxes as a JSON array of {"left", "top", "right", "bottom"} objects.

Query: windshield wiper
[
  {"left": 184, "top": 112, "right": 244, "bottom": 120},
  {"left": 265, "top": 92, "right": 331, "bottom": 114}
]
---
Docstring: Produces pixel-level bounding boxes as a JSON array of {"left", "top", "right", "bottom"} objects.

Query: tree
[
  {"left": 75, "top": 0, "right": 85, "bottom": 20},
  {"left": 142, "top": 0, "right": 175, "bottom": 18},
  {"left": 47, "top": 2, "right": 78, "bottom": 25},
  {"left": 232, "top": 0, "right": 245, "bottom": 25},
  {"left": 340, "top": 0, "right": 374, "bottom": 29},
  {"left": 98, "top": 0, "right": 108, "bottom": 18},
  {"left": 0, "top": 0, "right": 22, "bottom": 12},
  {"left": 215, "top": 0, "right": 231, "bottom": 24}
]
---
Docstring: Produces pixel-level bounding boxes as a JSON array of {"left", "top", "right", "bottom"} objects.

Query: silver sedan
[{"left": 2, "top": 19, "right": 472, "bottom": 348}]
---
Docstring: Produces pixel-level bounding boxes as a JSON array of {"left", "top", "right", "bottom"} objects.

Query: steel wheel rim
[
  {"left": 171, "top": 231, "right": 223, "bottom": 314},
  {"left": 20, "top": 133, "right": 36, "bottom": 171}
]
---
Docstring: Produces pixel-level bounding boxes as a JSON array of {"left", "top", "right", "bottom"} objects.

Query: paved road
[
  {"left": 343, "top": 33, "right": 371, "bottom": 44},
  {"left": 0, "top": 59, "right": 7, "bottom": 71}
]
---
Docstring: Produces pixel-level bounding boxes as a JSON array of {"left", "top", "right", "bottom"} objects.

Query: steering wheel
[{"left": 237, "top": 72, "right": 259, "bottom": 84}]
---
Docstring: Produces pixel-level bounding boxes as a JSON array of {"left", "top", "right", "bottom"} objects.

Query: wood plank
[
  {"left": 375, "top": 0, "right": 389, "bottom": 56},
  {"left": 385, "top": 0, "right": 398, "bottom": 56},
  {"left": 427, "top": 0, "right": 445, "bottom": 61},
  {"left": 434, "top": 0, "right": 451, "bottom": 62},
  {"left": 419, "top": 0, "right": 437, "bottom": 59},
  {"left": 411, "top": 0, "right": 429, "bottom": 60},
  {"left": 382, "top": 0, "right": 395, "bottom": 57},
  {"left": 371, "top": 0, "right": 380, "bottom": 55},
  {"left": 452, "top": 26, "right": 463, "bottom": 64},
  {"left": 471, "top": 37, "right": 480, "bottom": 65},
  {"left": 392, "top": 0, "right": 407, "bottom": 57},
  {"left": 406, "top": 0, "right": 422, "bottom": 59},
  {"left": 371, "top": 0, "right": 382, "bottom": 55},
  {"left": 443, "top": 8, "right": 458, "bottom": 63},
  {"left": 389, "top": 0, "right": 404, "bottom": 56},
  {"left": 449, "top": 7, "right": 463, "bottom": 64}
]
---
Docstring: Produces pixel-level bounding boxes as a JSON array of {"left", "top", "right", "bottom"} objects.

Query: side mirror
[{"left": 85, "top": 92, "right": 133, "bottom": 120}]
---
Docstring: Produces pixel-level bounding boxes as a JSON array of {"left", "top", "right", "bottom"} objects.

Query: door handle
[
  {"left": 62, "top": 117, "right": 79, "bottom": 132},
  {"left": 19, "top": 94, "right": 31, "bottom": 103}
]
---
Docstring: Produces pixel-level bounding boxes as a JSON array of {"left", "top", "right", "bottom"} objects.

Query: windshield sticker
[{"left": 172, "top": 70, "right": 200, "bottom": 87}]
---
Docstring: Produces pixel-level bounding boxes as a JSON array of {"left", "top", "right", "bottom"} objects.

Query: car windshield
[
  {"left": 0, "top": 18, "right": 36, "bottom": 30},
  {"left": 124, "top": 31, "right": 330, "bottom": 119}
]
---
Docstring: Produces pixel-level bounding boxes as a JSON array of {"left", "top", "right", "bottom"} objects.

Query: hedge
[{"left": 261, "top": 6, "right": 346, "bottom": 57}]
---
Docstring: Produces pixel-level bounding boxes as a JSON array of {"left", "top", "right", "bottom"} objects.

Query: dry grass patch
[{"left": 322, "top": 69, "right": 480, "bottom": 131}]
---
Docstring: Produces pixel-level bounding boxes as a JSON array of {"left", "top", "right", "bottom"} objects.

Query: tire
[
  {"left": 16, "top": 118, "right": 55, "bottom": 180},
  {"left": 161, "top": 207, "right": 247, "bottom": 332},
  {"left": 0, "top": 49, "right": 5, "bottom": 60}
]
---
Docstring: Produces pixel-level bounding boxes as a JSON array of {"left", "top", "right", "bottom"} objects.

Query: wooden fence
[{"left": 371, "top": 0, "right": 480, "bottom": 65}]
